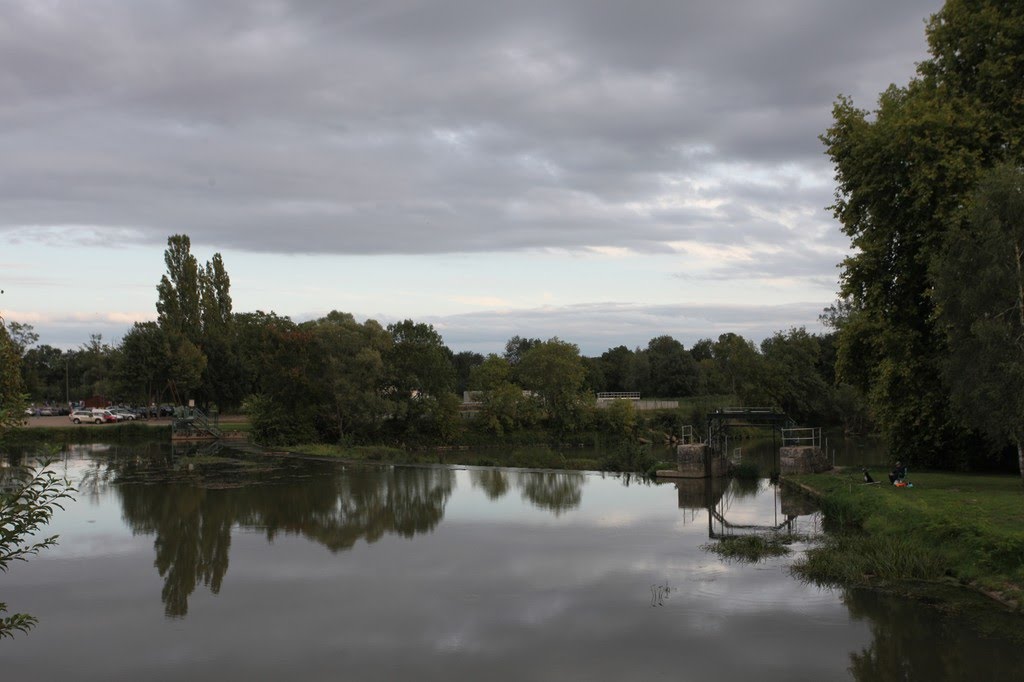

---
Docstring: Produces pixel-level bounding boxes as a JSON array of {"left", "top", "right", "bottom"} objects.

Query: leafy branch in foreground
[{"left": 1, "top": 463, "right": 75, "bottom": 640}]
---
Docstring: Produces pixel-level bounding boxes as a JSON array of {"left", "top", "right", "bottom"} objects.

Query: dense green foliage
[
  {"left": 0, "top": 319, "right": 27, "bottom": 436},
  {"left": 824, "top": 0, "right": 1024, "bottom": 470},
  {"left": 933, "top": 163, "right": 1024, "bottom": 478}
]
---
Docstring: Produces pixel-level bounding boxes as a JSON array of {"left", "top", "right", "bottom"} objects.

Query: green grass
[
  {"left": 787, "top": 470, "right": 1024, "bottom": 609},
  {"left": 701, "top": 534, "right": 795, "bottom": 563},
  {"left": 217, "top": 421, "right": 252, "bottom": 434},
  {"left": 1, "top": 423, "right": 171, "bottom": 444}
]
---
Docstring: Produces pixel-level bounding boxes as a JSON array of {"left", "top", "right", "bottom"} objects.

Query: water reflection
[
  {"left": 114, "top": 463, "right": 455, "bottom": 617},
  {"left": 674, "top": 477, "right": 815, "bottom": 540},
  {"left": 69, "top": 448, "right": 591, "bottom": 618},
  {"left": 844, "top": 588, "right": 1024, "bottom": 680},
  {"left": 469, "top": 468, "right": 510, "bottom": 499},
  {"left": 468, "top": 468, "right": 585, "bottom": 514},
  {"left": 518, "top": 471, "right": 584, "bottom": 515},
  {"left": 6, "top": 444, "right": 1024, "bottom": 680}
]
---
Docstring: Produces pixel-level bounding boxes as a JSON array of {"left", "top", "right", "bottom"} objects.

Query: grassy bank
[
  {"left": 786, "top": 470, "right": 1024, "bottom": 610},
  {"left": 1, "top": 422, "right": 171, "bottom": 444}
]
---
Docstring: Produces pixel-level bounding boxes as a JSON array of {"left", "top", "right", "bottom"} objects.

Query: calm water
[{"left": 3, "top": 443, "right": 1022, "bottom": 681}]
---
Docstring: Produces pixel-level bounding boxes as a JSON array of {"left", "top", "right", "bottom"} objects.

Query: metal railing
[
  {"left": 171, "top": 406, "right": 222, "bottom": 439},
  {"left": 596, "top": 391, "right": 641, "bottom": 400},
  {"left": 781, "top": 427, "right": 821, "bottom": 448},
  {"left": 680, "top": 424, "right": 696, "bottom": 444}
]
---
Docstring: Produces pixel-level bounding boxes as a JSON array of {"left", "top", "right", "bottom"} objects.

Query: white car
[{"left": 69, "top": 410, "right": 104, "bottom": 424}]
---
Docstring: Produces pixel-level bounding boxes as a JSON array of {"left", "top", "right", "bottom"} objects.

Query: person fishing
[{"left": 888, "top": 461, "right": 907, "bottom": 485}]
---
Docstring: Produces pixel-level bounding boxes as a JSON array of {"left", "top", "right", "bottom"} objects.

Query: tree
[
  {"left": 468, "top": 354, "right": 511, "bottom": 392},
  {"left": 306, "top": 312, "right": 392, "bottom": 442},
  {"left": 118, "top": 322, "right": 171, "bottom": 406},
  {"left": 0, "top": 319, "right": 27, "bottom": 434},
  {"left": 156, "top": 234, "right": 202, "bottom": 343},
  {"left": 758, "top": 328, "right": 830, "bottom": 424},
  {"left": 644, "top": 335, "right": 700, "bottom": 397},
  {"left": 385, "top": 320, "right": 454, "bottom": 399},
  {"left": 517, "top": 338, "right": 591, "bottom": 435},
  {"left": 822, "top": 0, "right": 1024, "bottom": 467},
  {"left": 503, "top": 335, "right": 540, "bottom": 367},
  {"left": 451, "top": 351, "right": 484, "bottom": 396},
  {"left": 233, "top": 310, "right": 294, "bottom": 398},
  {"left": 154, "top": 234, "right": 236, "bottom": 407},
  {"left": 77, "top": 334, "right": 119, "bottom": 400},
  {"left": 1, "top": 315, "right": 74, "bottom": 639},
  {"left": 598, "top": 345, "right": 634, "bottom": 392},
  {"left": 709, "top": 333, "right": 763, "bottom": 401},
  {"left": 4, "top": 321, "right": 38, "bottom": 356},
  {"left": 476, "top": 381, "right": 541, "bottom": 436},
  {"left": 0, "top": 464, "right": 74, "bottom": 639},
  {"left": 384, "top": 320, "right": 455, "bottom": 438},
  {"left": 934, "top": 163, "right": 1024, "bottom": 478}
]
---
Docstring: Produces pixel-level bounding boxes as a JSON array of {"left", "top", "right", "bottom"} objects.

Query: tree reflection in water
[
  {"left": 843, "top": 586, "right": 1024, "bottom": 680},
  {"left": 114, "top": 460, "right": 454, "bottom": 617},
  {"left": 517, "top": 471, "right": 584, "bottom": 515},
  {"left": 469, "top": 469, "right": 586, "bottom": 515},
  {"left": 469, "top": 468, "right": 510, "bottom": 499},
  {"left": 86, "top": 451, "right": 590, "bottom": 618}
]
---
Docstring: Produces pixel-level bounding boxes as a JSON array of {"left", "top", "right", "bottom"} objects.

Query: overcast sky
[{"left": 0, "top": 0, "right": 944, "bottom": 355}]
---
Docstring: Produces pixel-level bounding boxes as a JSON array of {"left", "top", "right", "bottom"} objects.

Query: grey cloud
[{"left": 0, "top": 0, "right": 943, "bottom": 264}]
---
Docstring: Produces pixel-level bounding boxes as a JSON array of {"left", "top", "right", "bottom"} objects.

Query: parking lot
[
  {"left": 22, "top": 415, "right": 174, "bottom": 427},
  {"left": 21, "top": 414, "right": 247, "bottom": 428}
]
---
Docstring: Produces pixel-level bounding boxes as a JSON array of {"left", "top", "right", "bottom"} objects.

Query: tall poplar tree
[{"left": 154, "top": 234, "right": 236, "bottom": 406}]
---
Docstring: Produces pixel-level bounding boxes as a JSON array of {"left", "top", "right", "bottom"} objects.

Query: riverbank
[
  {"left": 785, "top": 469, "right": 1024, "bottom": 612},
  {"left": 4, "top": 414, "right": 251, "bottom": 445},
  {"left": 288, "top": 442, "right": 676, "bottom": 473}
]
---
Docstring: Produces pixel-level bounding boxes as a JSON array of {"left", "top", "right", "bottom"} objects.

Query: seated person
[{"left": 888, "top": 461, "right": 907, "bottom": 485}]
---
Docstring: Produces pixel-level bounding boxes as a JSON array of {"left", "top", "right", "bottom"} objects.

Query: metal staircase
[{"left": 171, "top": 406, "right": 222, "bottom": 440}]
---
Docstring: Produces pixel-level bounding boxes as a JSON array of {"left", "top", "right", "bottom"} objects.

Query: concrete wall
[
  {"left": 656, "top": 443, "right": 727, "bottom": 478},
  {"left": 779, "top": 446, "right": 831, "bottom": 474}
]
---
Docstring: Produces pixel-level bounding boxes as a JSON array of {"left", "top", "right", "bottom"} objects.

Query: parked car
[
  {"left": 94, "top": 410, "right": 118, "bottom": 423},
  {"left": 110, "top": 408, "right": 136, "bottom": 421},
  {"left": 69, "top": 410, "right": 103, "bottom": 425}
]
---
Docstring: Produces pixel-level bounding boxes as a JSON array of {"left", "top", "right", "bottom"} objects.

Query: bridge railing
[{"left": 596, "top": 391, "right": 641, "bottom": 400}]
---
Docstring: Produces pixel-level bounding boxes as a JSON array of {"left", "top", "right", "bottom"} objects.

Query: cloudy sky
[{"left": 0, "top": 0, "right": 943, "bottom": 355}]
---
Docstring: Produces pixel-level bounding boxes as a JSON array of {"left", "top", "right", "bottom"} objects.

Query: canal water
[{"left": 2, "top": 443, "right": 1022, "bottom": 681}]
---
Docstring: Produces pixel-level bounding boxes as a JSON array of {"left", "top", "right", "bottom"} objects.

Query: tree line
[{"left": 7, "top": 234, "right": 860, "bottom": 447}]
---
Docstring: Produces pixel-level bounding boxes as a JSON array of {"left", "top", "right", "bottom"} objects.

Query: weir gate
[{"left": 660, "top": 407, "right": 829, "bottom": 479}]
